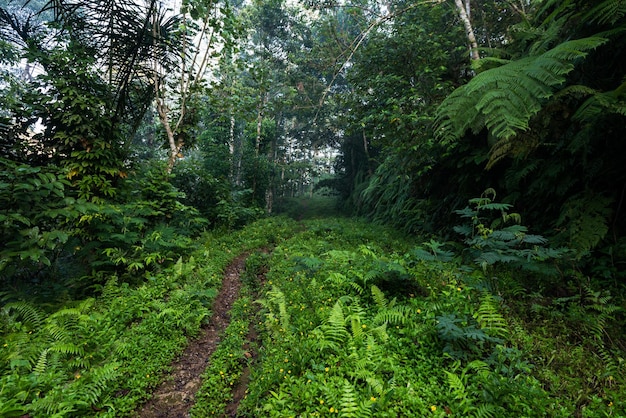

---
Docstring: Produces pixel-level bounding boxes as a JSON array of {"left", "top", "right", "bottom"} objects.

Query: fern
[
  {"left": 436, "top": 36, "right": 608, "bottom": 161},
  {"left": 266, "top": 285, "right": 290, "bottom": 331},
  {"left": 373, "top": 306, "right": 411, "bottom": 327},
  {"left": 33, "top": 348, "right": 49, "bottom": 374},
  {"left": 5, "top": 301, "right": 45, "bottom": 329},
  {"left": 29, "top": 362, "right": 121, "bottom": 416},
  {"left": 338, "top": 380, "right": 361, "bottom": 418},
  {"left": 474, "top": 293, "right": 508, "bottom": 340},
  {"left": 573, "top": 79, "right": 626, "bottom": 122},
  {"left": 318, "top": 301, "right": 349, "bottom": 347},
  {"left": 350, "top": 317, "right": 365, "bottom": 342},
  {"left": 446, "top": 369, "right": 468, "bottom": 401},
  {"left": 370, "top": 285, "right": 388, "bottom": 310},
  {"left": 475, "top": 404, "right": 499, "bottom": 418},
  {"left": 585, "top": 0, "right": 626, "bottom": 24},
  {"left": 556, "top": 192, "right": 612, "bottom": 254},
  {"left": 78, "top": 362, "right": 121, "bottom": 405}
]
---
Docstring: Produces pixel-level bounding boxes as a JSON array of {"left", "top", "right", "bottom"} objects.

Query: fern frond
[
  {"left": 369, "top": 323, "right": 389, "bottom": 343},
  {"left": 328, "top": 272, "right": 349, "bottom": 287},
  {"left": 322, "top": 301, "right": 349, "bottom": 344},
  {"left": 556, "top": 193, "right": 612, "bottom": 254},
  {"left": 373, "top": 305, "right": 411, "bottom": 327},
  {"left": 350, "top": 317, "right": 365, "bottom": 341},
  {"left": 585, "top": 0, "right": 626, "bottom": 24},
  {"left": 357, "top": 400, "right": 374, "bottom": 418},
  {"left": 45, "top": 323, "right": 71, "bottom": 342},
  {"left": 573, "top": 80, "right": 626, "bottom": 122},
  {"left": 339, "top": 380, "right": 359, "bottom": 417},
  {"left": 595, "top": 344, "right": 619, "bottom": 375},
  {"left": 86, "top": 362, "right": 121, "bottom": 398},
  {"left": 466, "top": 360, "right": 490, "bottom": 376},
  {"left": 436, "top": 36, "right": 608, "bottom": 149},
  {"left": 365, "top": 376, "right": 386, "bottom": 397},
  {"left": 475, "top": 404, "right": 499, "bottom": 418},
  {"left": 445, "top": 370, "right": 467, "bottom": 400},
  {"left": 474, "top": 293, "right": 508, "bottom": 339},
  {"left": 554, "top": 84, "right": 598, "bottom": 100},
  {"left": 48, "top": 341, "right": 86, "bottom": 357},
  {"left": 348, "top": 281, "right": 365, "bottom": 295},
  {"left": 267, "top": 286, "right": 290, "bottom": 331},
  {"left": 33, "top": 348, "right": 49, "bottom": 374},
  {"left": 100, "top": 276, "right": 121, "bottom": 303},
  {"left": 371, "top": 285, "right": 387, "bottom": 310},
  {"left": 5, "top": 301, "right": 45, "bottom": 329}
]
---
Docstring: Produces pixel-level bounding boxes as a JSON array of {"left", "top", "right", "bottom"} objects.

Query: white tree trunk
[
  {"left": 155, "top": 98, "right": 182, "bottom": 173},
  {"left": 454, "top": 0, "right": 480, "bottom": 61}
]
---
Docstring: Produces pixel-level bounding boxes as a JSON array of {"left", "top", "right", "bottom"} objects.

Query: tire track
[{"left": 137, "top": 252, "right": 249, "bottom": 418}]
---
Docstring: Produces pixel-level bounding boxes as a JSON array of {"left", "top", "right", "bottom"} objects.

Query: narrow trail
[{"left": 137, "top": 252, "right": 249, "bottom": 418}]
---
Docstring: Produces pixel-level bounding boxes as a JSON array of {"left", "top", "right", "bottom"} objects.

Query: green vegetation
[
  {"left": 233, "top": 217, "right": 623, "bottom": 417},
  {"left": 2, "top": 208, "right": 625, "bottom": 416},
  {"left": 0, "top": 217, "right": 297, "bottom": 417},
  {"left": 1, "top": 0, "right": 625, "bottom": 416}
]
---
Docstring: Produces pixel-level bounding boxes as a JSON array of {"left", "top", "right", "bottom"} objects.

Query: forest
[{"left": 1, "top": 0, "right": 625, "bottom": 416}]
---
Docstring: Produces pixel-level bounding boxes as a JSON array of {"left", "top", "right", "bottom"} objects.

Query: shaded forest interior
[{"left": 1, "top": 0, "right": 626, "bottom": 416}]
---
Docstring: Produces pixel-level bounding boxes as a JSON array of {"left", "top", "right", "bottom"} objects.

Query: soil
[{"left": 136, "top": 252, "right": 249, "bottom": 418}]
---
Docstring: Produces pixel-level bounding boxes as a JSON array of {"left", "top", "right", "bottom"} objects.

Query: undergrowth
[
  {"left": 1, "top": 213, "right": 624, "bottom": 417},
  {"left": 0, "top": 217, "right": 298, "bottom": 417},
  {"left": 236, "top": 217, "right": 624, "bottom": 417}
]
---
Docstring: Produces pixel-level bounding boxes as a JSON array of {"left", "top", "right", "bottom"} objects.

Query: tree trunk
[
  {"left": 155, "top": 98, "right": 182, "bottom": 174},
  {"left": 454, "top": 0, "right": 480, "bottom": 61},
  {"left": 255, "top": 95, "right": 265, "bottom": 156},
  {"left": 363, "top": 130, "right": 373, "bottom": 176}
]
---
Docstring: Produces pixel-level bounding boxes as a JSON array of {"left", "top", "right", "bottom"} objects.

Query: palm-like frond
[
  {"left": 585, "top": 0, "right": 626, "bottom": 25},
  {"left": 435, "top": 36, "right": 608, "bottom": 145},
  {"left": 33, "top": 0, "right": 187, "bottom": 122}
]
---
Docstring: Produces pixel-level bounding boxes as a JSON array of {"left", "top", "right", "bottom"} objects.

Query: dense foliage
[
  {"left": 3, "top": 214, "right": 623, "bottom": 416},
  {"left": 1, "top": 0, "right": 625, "bottom": 415},
  {"left": 338, "top": 0, "right": 626, "bottom": 276}
]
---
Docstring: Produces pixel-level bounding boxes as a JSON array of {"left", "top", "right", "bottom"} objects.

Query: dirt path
[{"left": 137, "top": 252, "right": 249, "bottom": 418}]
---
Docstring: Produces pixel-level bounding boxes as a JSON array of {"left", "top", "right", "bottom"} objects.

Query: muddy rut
[{"left": 137, "top": 252, "right": 250, "bottom": 418}]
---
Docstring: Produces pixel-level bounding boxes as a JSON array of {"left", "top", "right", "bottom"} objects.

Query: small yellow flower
[
  {"left": 361, "top": 324, "right": 367, "bottom": 329},
  {"left": 319, "top": 399, "right": 324, "bottom": 405},
  {"left": 325, "top": 367, "right": 329, "bottom": 372},
  {"left": 370, "top": 397, "right": 377, "bottom": 402},
  {"left": 430, "top": 405, "right": 437, "bottom": 412},
  {"left": 329, "top": 407, "right": 335, "bottom": 413},
  {"left": 417, "top": 309, "right": 422, "bottom": 314},
  {"left": 280, "top": 368, "right": 284, "bottom": 373},
  {"left": 74, "top": 374, "right": 81, "bottom": 379},
  {"left": 284, "top": 358, "right": 289, "bottom": 362},
  {"left": 457, "top": 287, "right": 462, "bottom": 291},
  {"left": 609, "top": 401, "right": 614, "bottom": 407},
  {"left": 146, "top": 374, "right": 150, "bottom": 378}
]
